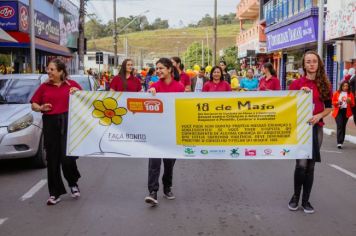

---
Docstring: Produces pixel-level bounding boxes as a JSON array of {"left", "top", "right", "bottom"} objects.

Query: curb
[{"left": 323, "top": 127, "right": 356, "bottom": 144}]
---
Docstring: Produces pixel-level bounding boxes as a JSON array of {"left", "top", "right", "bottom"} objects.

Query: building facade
[
  {"left": 263, "top": 0, "right": 322, "bottom": 89},
  {"left": 325, "top": 0, "right": 356, "bottom": 90},
  {"left": 236, "top": 0, "right": 268, "bottom": 72},
  {"left": 0, "top": 0, "right": 79, "bottom": 74}
]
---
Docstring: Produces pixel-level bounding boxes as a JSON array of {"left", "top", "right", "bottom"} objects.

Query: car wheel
[{"left": 32, "top": 134, "right": 47, "bottom": 168}]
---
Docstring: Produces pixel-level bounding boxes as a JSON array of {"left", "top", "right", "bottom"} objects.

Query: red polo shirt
[
  {"left": 258, "top": 76, "right": 281, "bottom": 91},
  {"left": 289, "top": 76, "right": 332, "bottom": 125},
  {"left": 202, "top": 80, "right": 232, "bottom": 92},
  {"left": 180, "top": 71, "right": 191, "bottom": 87},
  {"left": 110, "top": 75, "right": 142, "bottom": 92},
  {"left": 30, "top": 80, "right": 82, "bottom": 115},
  {"left": 150, "top": 78, "right": 185, "bottom": 92}
]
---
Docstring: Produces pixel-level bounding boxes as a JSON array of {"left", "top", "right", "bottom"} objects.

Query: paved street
[{"left": 0, "top": 134, "right": 355, "bottom": 236}]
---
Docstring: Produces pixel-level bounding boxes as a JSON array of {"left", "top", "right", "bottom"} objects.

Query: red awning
[
  {"left": 0, "top": 28, "right": 18, "bottom": 42},
  {"left": 1, "top": 32, "right": 72, "bottom": 57}
]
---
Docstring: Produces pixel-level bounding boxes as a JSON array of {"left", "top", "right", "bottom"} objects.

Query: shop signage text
[
  {"left": 266, "top": 17, "right": 318, "bottom": 52},
  {"left": 0, "top": 1, "right": 18, "bottom": 31}
]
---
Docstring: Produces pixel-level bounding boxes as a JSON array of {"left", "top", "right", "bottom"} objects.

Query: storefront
[
  {"left": 325, "top": 0, "right": 356, "bottom": 90},
  {"left": 0, "top": 0, "right": 73, "bottom": 73},
  {"left": 265, "top": 15, "right": 319, "bottom": 89}
]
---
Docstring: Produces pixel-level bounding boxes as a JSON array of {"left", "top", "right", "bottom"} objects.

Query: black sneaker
[
  {"left": 302, "top": 201, "right": 315, "bottom": 214},
  {"left": 70, "top": 186, "right": 80, "bottom": 198},
  {"left": 163, "top": 189, "right": 176, "bottom": 200},
  {"left": 337, "top": 144, "right": 342, "bottom": 149},
  {"left": 288, "top": 195, "right": 299, "bottom": 211},
  {"left": 144, "top": 191, "right": 158, "bottom": 206}
]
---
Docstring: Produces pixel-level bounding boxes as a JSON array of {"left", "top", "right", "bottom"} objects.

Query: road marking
[
  {"left": 321, "top": 150, "right": 343, "bottom": 154},
  {"left": 20, "top": 179, "right": 47, "bottom": 201},
  {"left": 329, "top": 164, "right": 356, "bottom": 180},
  {"left": 0, "top": 218, "right": 8, "bottom": 226}
]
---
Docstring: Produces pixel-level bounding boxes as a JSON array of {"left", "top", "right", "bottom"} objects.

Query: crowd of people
[{"left": 29, "top": 51, "right": 355, "bottom": 214}]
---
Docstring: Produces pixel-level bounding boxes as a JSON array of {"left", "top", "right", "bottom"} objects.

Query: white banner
[{"left": 67, "top": 91, "right": 312, "bottom": 159}]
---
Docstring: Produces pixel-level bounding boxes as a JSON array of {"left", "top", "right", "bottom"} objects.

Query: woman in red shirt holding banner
[
  {"left": 144, "top": 58, "right": 184, "bottom": 206},
  {"left": 202, "top": 66, "right": 232, "bottom": 92},
  {"left": 31, "top": 59, "right": 82, "bottom": 205},
  {"left": 288, "top": 51, "right": 332, "bottom": 214}
]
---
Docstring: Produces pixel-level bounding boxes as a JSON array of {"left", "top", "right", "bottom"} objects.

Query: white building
[{"left": 84, "top": 51, "right": 126, "bottom": 74}]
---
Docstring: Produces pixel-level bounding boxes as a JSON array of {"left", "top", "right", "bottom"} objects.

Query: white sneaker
[
  {"left": 70, "top": 186, "right": 80, "bottom": 198},
  {"left": 337, "top": 144, "right": 342, "bottom": 149},
  {"left": 47, "top": 196, "right": 61, "bottom": 205}
]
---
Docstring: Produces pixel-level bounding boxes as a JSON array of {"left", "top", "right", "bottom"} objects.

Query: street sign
[{"left": 96, "top": 52, "right": 103, "bottom": 64}]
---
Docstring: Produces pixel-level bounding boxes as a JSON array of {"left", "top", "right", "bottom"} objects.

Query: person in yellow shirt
[{"left": 231, "top": 74, "right": 240, "bottom": 91}]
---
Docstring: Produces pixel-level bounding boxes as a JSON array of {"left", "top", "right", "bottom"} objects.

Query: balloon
[
  {"left": 193, "top": 64, "right": 200, "bottom": 71},
  {"left": 205, "top": 65, "right": 212, "bottom": 73}
]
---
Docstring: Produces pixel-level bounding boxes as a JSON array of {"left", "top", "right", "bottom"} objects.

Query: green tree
[
  {"left": 219, "top": 46, "right": 239, "bottom": 71},
  {"left": 151, "top": 18, "right": 169, "bottom": 29},
  {"left": 85, "top": 16, "right": 106, "bottom": 39},
  {"left": 182, "top": 42, "right": 212, "bottom": 69}
]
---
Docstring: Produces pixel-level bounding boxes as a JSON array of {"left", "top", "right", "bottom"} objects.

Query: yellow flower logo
[{"left": 92, "top": 98, "right": 127, "bottom": 126}]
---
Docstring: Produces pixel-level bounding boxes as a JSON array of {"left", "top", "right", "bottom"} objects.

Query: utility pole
[
  {"left": 202, "top": 40, "right": 204, "bottom": 66},
  {"left": 113, "top": 0, "right": 118, "bottom": 68},
  {"left": 206, "top": 30, "right": 210, "bottom": 65},
  {"left": 317, "top": 0, "right": 324, "bottom": 58},
  {"left": 213, "top": 0, "right": 217, "bottom": 66},
  {"left": 78, "top": 0, "right": 86, "bottom": 74},
  {"left": 29, "top": 0, "right": 35, "bottom": 73}
]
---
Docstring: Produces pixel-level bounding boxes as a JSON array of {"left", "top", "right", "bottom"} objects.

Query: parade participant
[
  {"left": 219, "top": 61, "right": 231, "bottom": 84},
  {"left": 191, "top": 67, "right": 208, "bottom": 92},
  {"left": 332, "top": 81, "right": 355, "bottom": 149},
  {"left": 349, "top": 68, "right": 356, "bottom": 125},
  {"left": 110, "top": 59, "right": 142, "bottom": 92},
  {"left": 239, "top": 68, "right": 259, "bottom": 91},
  {"left": 258, "top": 62, "right": 281, "bottom": 91},
  {"left": 145, "top": 58, "right": 184, "bottom": 206},
  {"left": 31, "top": 58, "right": 82, "bottom": 205},
  {"left": 202, "top": 66, "right": 232, "bottom": 92},
  {"left": 288, "top": 51, "right": 332, "bottom": 214},
  {"left": 144, "top": 67, "right": 156, "bottom": 91},
  {"left": 171, "top": 57, "right": 191, "bottom": 92}
]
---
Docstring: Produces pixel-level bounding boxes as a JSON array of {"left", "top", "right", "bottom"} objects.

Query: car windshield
[
  {"left": 71, "top": 76, "right": 91, "bottom": 91},
  {"left": 0, "top": 79, "right": 40, "bottom": 104}
]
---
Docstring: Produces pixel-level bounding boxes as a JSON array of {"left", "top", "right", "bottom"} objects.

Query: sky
[{"left": 81, "top": 0, "right": 239, "bottom": 28}]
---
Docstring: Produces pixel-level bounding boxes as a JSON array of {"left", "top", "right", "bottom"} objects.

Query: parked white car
[{"left": 0, "top": 74, "right": 97, "bottom": 168}]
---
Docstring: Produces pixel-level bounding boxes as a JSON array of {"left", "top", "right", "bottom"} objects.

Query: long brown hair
[
  {"left": 302, "top": 51, "right": 331, "bottom": 100},
  {"left": 119, "top": 59, "right": 134, "bottom": 91},
  {"left": 49, "top": 58, "right": 68, "bottom": 81}
]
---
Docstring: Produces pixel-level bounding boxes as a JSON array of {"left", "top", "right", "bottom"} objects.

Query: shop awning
[
  {"left": 0, "top": 32, "right": 72, "bottom": 57},
  {"left": 35, "top": 38, "right": 72, "bottom": 57},
  {"left": 0, "top": 28, "right": 18, "bottom": 43}
]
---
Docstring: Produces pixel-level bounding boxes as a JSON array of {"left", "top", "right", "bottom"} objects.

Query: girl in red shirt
[
  {"left": 258, "top": 62, "right": 281, "bottom": 91},
  {"left": 288, "top": 51, "right": 332, "bottom": 214},
  {"left": 31, "top": 59, "right": 82, "bottom": 205},
  {"left": 144, "top": 58, "right": 184, "bottom": 206},
  {"left": 202, "top": 66, "right": 232, "bottom": 92},
  {"left": 110, "top": 59, "right": 142, "bottom": 92}
]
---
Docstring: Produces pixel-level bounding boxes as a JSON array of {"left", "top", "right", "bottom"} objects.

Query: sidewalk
[{"left": 323, "top": 114, "right": 356, "bottom": 144}]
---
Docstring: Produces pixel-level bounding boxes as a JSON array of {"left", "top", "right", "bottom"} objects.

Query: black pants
[
  {"left": 352, "top": 105, "right": 356, "bottom": 126},
  {"left": 148, "top": 158, "right": 176, "bottom": 193},
  {"left": 43, "top": 113, "right": 81, "bottom": 197},
  {"left": 335, "top": 108, "right": 349, "bottom": 144},
  {"left": 293, "top": 125, "right": 323, "bottom": 203}
]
